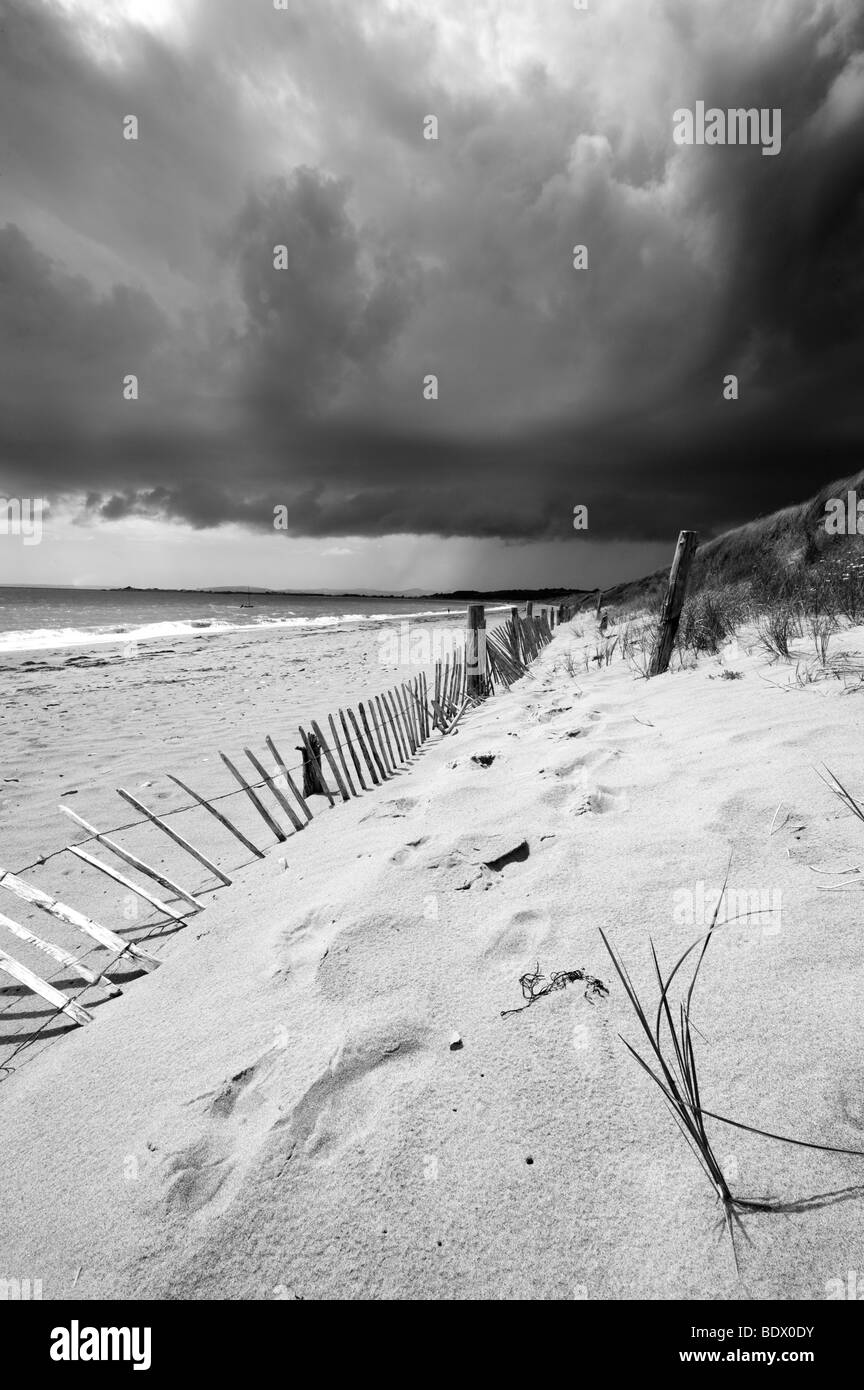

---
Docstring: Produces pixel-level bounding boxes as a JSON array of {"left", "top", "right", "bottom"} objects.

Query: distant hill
[{"left": 594, "top": 468, "right": 864, "bottom": 612}]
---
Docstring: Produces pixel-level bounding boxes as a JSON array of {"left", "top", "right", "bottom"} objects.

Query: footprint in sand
[
  {"left": 836, "top": 1072, "right": 864, "bottom": 1132},
  {"left": 585, "top": 785, "right": 629, "bottom": 815},
  {"left": 389, "top": 836, "right": 429, "bottom": 866},
  {"left": 361, "top": 796, "right": 418, "bottom": 821},
  {"left": 160, "top": 1049, "right": 284, "bottom": 1220},
  {"left": 316, "top": 912, "right": 418, "bottom": 1002},
  {"left": 482, "top": 907, "right": 551, "bottom": 961},
  {"left": 268, "top": 1020, "right": 430, "bottom": 1167}
]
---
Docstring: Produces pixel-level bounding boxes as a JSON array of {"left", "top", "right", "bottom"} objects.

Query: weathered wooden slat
[
  {"left": 403, "top": 682, "right": 423, "bottom": 746},
  {"left": 440, "top": 655, "right": 451, "bottom": 718},
  {"left": 116, "top": 787, "right": 231, "bottom": 886},
  {"left": 0, "top": 948, "right": 93, "bottom": 1026},
  {"left": 384, "top": 691, "right": 407, "bottom": 762},
  {"left": 347, "top": 708, "right": 379, "bottom": 785},
  {"left": 337, "top": 711, "right": 367, "bottom": 791},
  {"left": 328, "top": 713, "right": 357, "bottom": 796},
  {"left": 310, "top": 721, "right": 350, "bottom": 803},
  {"left": 0, "top": 908, "right": 120, "bottom": 994},
  {"left": 0, "top": 866, "right": 161, "bottom": 969},
  {"left": 444, "top": 698, "right": 470, "bottom": 735},
  {"left": 359, "top": 703, "right": 388, "bottom": 780},
  {"left": 264, "top": 736, "right": 313, "bottom": 822},
  {"left": 166, "top": 773, "right": 265, "bottom": 859},
  {"left": 394, "top": 686, "right": 416, "bottom": 754},
  {"left": 244, "top": 748, "right": 304, "bottom": 832},
  {"left": 374, "top": 696, "right": 398, "bottom": 770},
  {"left": 59, "top": 807, "right": 204, "bottom": 911},
  {"left": 220, "top": 753, "right": 287, "bottom": 842},
  {"left": 410, "top": 677, "right": 424, "bottom": 741},
  {"left": 368, "top": 700, "right": 393, "bottom": 775},
  {"left": 66, "top": 845, "right": 187, "bottom": 924}
]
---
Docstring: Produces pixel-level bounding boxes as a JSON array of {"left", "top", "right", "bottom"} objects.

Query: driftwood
[{"left": 297, "top": 728, "right": 334, "bottom": 804}]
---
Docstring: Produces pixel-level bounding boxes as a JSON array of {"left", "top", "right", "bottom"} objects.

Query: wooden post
[
  {"left": 649, "top": 530, "right": 699, "bottom": 677},
  {"left": 525, "top": 601, "right": 534, "bottom": 619},
  {"left": 297, "top": 729, "right": 335, "bottom": 805},
  {"left": 595, "top": 589, "right": 603, "bottom": 619},
  {"left": 466, "top": 603, "right": 486, "bottom": 700}
]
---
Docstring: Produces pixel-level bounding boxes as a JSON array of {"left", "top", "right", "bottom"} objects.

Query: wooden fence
[{"left": 0, "top": 604, "right": 555, "bottom": 1053}]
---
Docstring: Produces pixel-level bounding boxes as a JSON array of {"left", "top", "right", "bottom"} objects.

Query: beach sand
[{"left": 1, "top": 615, "right": 863, "bottom": 1299}]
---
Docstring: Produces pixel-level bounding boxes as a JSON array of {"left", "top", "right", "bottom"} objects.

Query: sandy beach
[
  {"left": 2, "top": 611, "right": 863, "bottom": 1299},
  {"left": 0, "top": 608, "right": 481, "bottom": 1063}
]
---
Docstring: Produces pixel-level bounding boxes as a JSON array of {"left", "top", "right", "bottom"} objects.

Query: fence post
[
  {"left": 595, "top": 589, "right": 603, "bottom": 620},
  {"left": 526, "top": 601, "right": 534, "bottom": 619},
  {"left": 649, "top": 530, "right": 699, "bottom": 676},
  {"left": 466, "top": 603, "right": 487, "bottom": 699}
]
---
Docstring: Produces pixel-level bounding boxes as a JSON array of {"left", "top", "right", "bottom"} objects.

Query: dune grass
[{"left": 599, "top": 875, "right": 864, "bottom": 1271}]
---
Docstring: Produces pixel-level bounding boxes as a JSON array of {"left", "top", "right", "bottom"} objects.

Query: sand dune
[{"left": 2, "top": 616, "right": 864, "bottom": 1299}]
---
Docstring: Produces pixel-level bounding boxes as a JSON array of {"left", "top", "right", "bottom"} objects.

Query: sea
[{"left": 0, "top": 588, "right": 504, "bottom": 655}]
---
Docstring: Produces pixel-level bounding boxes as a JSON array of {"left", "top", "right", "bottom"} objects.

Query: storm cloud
[{"left": 1, "top": 0, "right": 863, "bottom": 553}]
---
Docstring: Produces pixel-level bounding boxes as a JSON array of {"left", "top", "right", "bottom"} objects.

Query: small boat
[{"left": 240, "top": 588, "right": 254, "bottom": 609}]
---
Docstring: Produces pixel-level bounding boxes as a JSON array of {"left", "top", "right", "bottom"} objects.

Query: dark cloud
[{"left": 0, "top": 0, "right": 862, "bottom": 555}]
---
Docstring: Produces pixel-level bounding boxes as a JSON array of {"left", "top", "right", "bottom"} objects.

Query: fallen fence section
[{"left": 0, "top": 604, "right": 554, "bottom": 1041}]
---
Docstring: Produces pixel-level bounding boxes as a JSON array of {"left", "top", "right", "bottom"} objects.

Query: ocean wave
[{"left": 0, "top": 604, "right": 509, "bottom": 655}]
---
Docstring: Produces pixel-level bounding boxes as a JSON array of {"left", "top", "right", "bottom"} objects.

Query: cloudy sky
[{"left": 1, "top": 0, "right": 862, "bottom": 591}]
